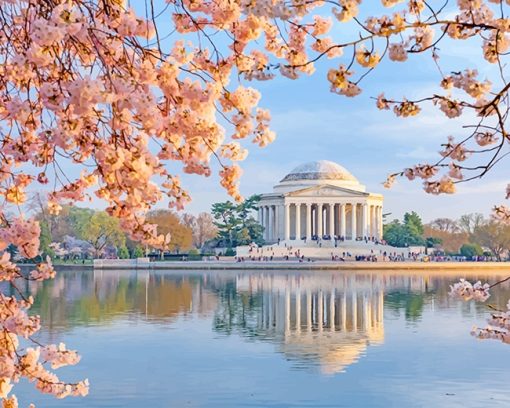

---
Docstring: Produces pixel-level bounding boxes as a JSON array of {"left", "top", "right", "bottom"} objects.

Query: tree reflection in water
[{"left": 17, "top": 269, "right": 510, "bottom": 373}]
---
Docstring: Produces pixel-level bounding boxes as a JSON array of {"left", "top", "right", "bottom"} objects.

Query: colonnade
[
  {"left": 259, "top": 287, "right": 384, "bottom": 336},
  {"left": 258, "top": 202, "right": 383, "bottom": 243}
]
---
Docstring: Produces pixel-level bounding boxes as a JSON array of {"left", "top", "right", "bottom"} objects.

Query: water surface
[{"left": 15, "top": 269, "right": 510, "bottom": 407}]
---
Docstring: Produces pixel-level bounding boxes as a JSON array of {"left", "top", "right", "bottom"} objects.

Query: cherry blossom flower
[
  {"left": 449, "top": 279, "right": 491, "bottom": 302},
  {"left": 388, "top": 43, "right": 408, "bottom": 61}
]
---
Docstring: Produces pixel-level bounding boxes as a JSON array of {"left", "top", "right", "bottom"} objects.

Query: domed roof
[{"left": 281, "top": 160, "right": 357, "bottom": 183}]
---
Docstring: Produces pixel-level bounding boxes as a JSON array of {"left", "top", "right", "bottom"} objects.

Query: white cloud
[
  {"left": 456, "top": 180, "right": 508, "bottom": 195},
  {"left": 396, "top": 146, "right": 439, "bottom": 160}
]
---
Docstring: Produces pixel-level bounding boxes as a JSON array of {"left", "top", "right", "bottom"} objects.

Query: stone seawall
[{"left": 91, "top": 259, "right": 510, "bottom": 273}]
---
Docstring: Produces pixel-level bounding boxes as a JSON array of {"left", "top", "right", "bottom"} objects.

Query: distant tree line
[
  {"left": 384, "top": 212, "right": 510, "bottom": 260},
  {"left": 18, "top": 193, "right": 264, "bottom": 261},
  {"left": 27, "top": 194, "right": 217, "bottom": 260}
]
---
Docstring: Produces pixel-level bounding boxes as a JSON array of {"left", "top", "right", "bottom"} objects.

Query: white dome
[
  {"left": 281, "top": 160, "right": 358, "bottom": 183},
  {"left": 273, "top": 160, "right": 365, "bottom": 193}
]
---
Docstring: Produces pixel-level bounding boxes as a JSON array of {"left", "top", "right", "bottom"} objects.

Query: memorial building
[{"left": 257, "top": 160, "right": 384, "bottom": 244}]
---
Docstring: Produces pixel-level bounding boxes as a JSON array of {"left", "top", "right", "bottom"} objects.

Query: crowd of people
[
  {"left": 295, "top": 235, "right": 387, "bottom": 248},
  {"left": 225, "top": 242, "right": 505, "bottom": 263}
]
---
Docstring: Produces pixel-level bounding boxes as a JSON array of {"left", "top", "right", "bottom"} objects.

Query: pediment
[{"left": 285, "top": 184, "right": 369, "bottom": 198}]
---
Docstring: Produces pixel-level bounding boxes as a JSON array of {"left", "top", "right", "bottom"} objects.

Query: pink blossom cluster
[
  {"left": 441, "top": 70, "right": 492, "bottom": 99},
  {"left": 439, "top": 136, "right": 471, "bottom": 162},
  {"left": 435, "top": 98, "right": 463, "bottom": 119},
  {"left": 30, "top": 257, "right": 56, "bottom": 281},
  {"left": 0, "top": 218, "right": 40, "bottom": 259},
  {"left": 403, "top": 164, "right": 438, "bottom": 180},
  {"left": 471, "top": 300, "right": 510, "bottom": 344},
  {"left": 423, "top": 176, "right": 456, "bottom": 195},
  {"left": 0, "top": 298, "right": 89, "bottom": 404},
  {"left": 40, "top": 343, "right": 81, "bottom": 370},
  {"left": 474, "top": 131, "right": 499, "bottom": 146},
  {"left": 19, "top": 347, "right": 89, "bottom": 399},
  {"left": 449, "top": 279, "right": 491, "bottom": 302},
  {"left": 0, "top": 253, "right": 20, "bottom": 283},
  {"left": 327, "top": 66, "right": 361, "bottom": 97}
]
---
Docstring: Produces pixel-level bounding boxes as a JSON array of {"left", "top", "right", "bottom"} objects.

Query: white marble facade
[{"left": 257, "top": 160, "right": 384, "bottom": 243}]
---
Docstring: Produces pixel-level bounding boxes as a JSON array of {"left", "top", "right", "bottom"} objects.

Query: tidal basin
[{"left": 17, "top": 269, "right": 510, "bottom": 407}]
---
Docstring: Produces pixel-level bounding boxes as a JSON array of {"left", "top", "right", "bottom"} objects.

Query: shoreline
[
  {"left": 19, "top": 261, "right": 510, "bottom": 276},
  {"left": 87, "top": 260, "right": 510, "bottom": 274}
]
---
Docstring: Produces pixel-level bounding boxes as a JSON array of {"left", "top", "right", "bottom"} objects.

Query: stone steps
[{"left": 237, "top": 242, "right": 422, "bottom": 259}]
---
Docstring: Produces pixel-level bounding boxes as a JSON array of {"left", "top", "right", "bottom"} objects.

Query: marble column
[
  {"left": 264, "top": 205, "right": 269, "bottom": 241},
  {"left": 275, "top": 204, "right": 280, "bottom": 241},
  {"left": 371, "top": 205, "right": 376, "bottom": 238},
  {"left": 268, "top": 206, "right": 274, "bottom": 242},
  {"left": 284, "top": 203, "right": 290, "bottom": 241},
  {"left": 366, "top": 204, "right": 372, "bottom": 239},
  {"left": 295, "top": 204, "right": 301, "bottom": 241},
  {"left": 306, "top": 203, "right": 312, "bottom": 241},
  {"left": 351, "top": 203, "right": 357, "bottom": 240},
  {"left": 328, "top": 203, "right": 334, "bottom": 236},
  {"left": 258, "top": 207, "right": 263, "bottom": 239},
  {"left": 340, "top": 204, "right": 346, "bottom": 238},
  {"left": 317, "top": 204, "right": 323, "bottom": 238},
  {"left": 312, "top": 205, "right": 317, "bottom": 236},
  {"left": 362, "top": 204, "right": 368, "bottom": 239}
]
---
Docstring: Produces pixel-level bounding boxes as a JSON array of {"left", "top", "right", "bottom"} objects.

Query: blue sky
[
  {"left": 30, "top": 2, "right": 509, "bottom": 223},
  {"left": 178, "top": 27, "right": 509, "bottom": 223}
]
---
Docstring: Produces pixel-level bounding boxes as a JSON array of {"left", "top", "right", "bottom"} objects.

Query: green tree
[
  {"left": 383, "top": 212, "right": 426, "bottom": 247},
  {"left": 460, "top": 243, "right": 484, "bottom": 258},
  {"left": 225, "top": 248, "right": 236, "bottom": 256},
  {"left": 239, "top": 217, "right": 264, "bottom": 246},
  {"left": 426, "top": 237, "right": 442, "bottom": 248},
  {"left": 39, "top": 219, "right": 55, "bottom": 259},
  {"left": 383, "top": 220, "right": 406, "bottom": 247},
  {"left": 132, "top": 246, "right": 145, "bottom": 258},
  {"left": 211, "top": 201, "right": 241, "bottom": 248},
  {"left": 403, "top": 211, "right": 425, "bottom": 245},
  {"left": 81, "top": 211, "right": 125, "bottom": 258},
  {"left": 237, "top": 195, "right": 264, "bottom": 246},
  {"left": 211, "top": 195, "right": 264, "bottom": 247},
  {"left": 118, "top": 246, "right": 130, "bottom": 259},
  {"left": 49, "top": 206, "right": 95, "bottom": 242}
]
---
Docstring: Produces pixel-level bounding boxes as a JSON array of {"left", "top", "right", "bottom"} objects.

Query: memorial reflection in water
[
  {"left": 22, "top": 269, "right": 510, "bottom": 376},
  {"left": 17, "top": 269, "right": 510, "bottom": 408},
  {"left": 231, "top": 274, "right": 384, "bottom": 374}
]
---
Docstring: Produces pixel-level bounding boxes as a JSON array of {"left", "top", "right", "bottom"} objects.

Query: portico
[{"left": 257, "top": 161, "right": 383, "bottom": 244}]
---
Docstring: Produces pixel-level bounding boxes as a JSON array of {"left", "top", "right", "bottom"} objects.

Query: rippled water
[{"left": 14, "top": 269, "right": 510, "bottom": 407}]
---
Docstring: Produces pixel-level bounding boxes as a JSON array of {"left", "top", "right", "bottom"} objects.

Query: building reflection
[
  {"left": 226, "top": 275, "right": 385, "bottom": 374},
  {"left": 21, "top": 269, "right": 510, "bottom": 374}
]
